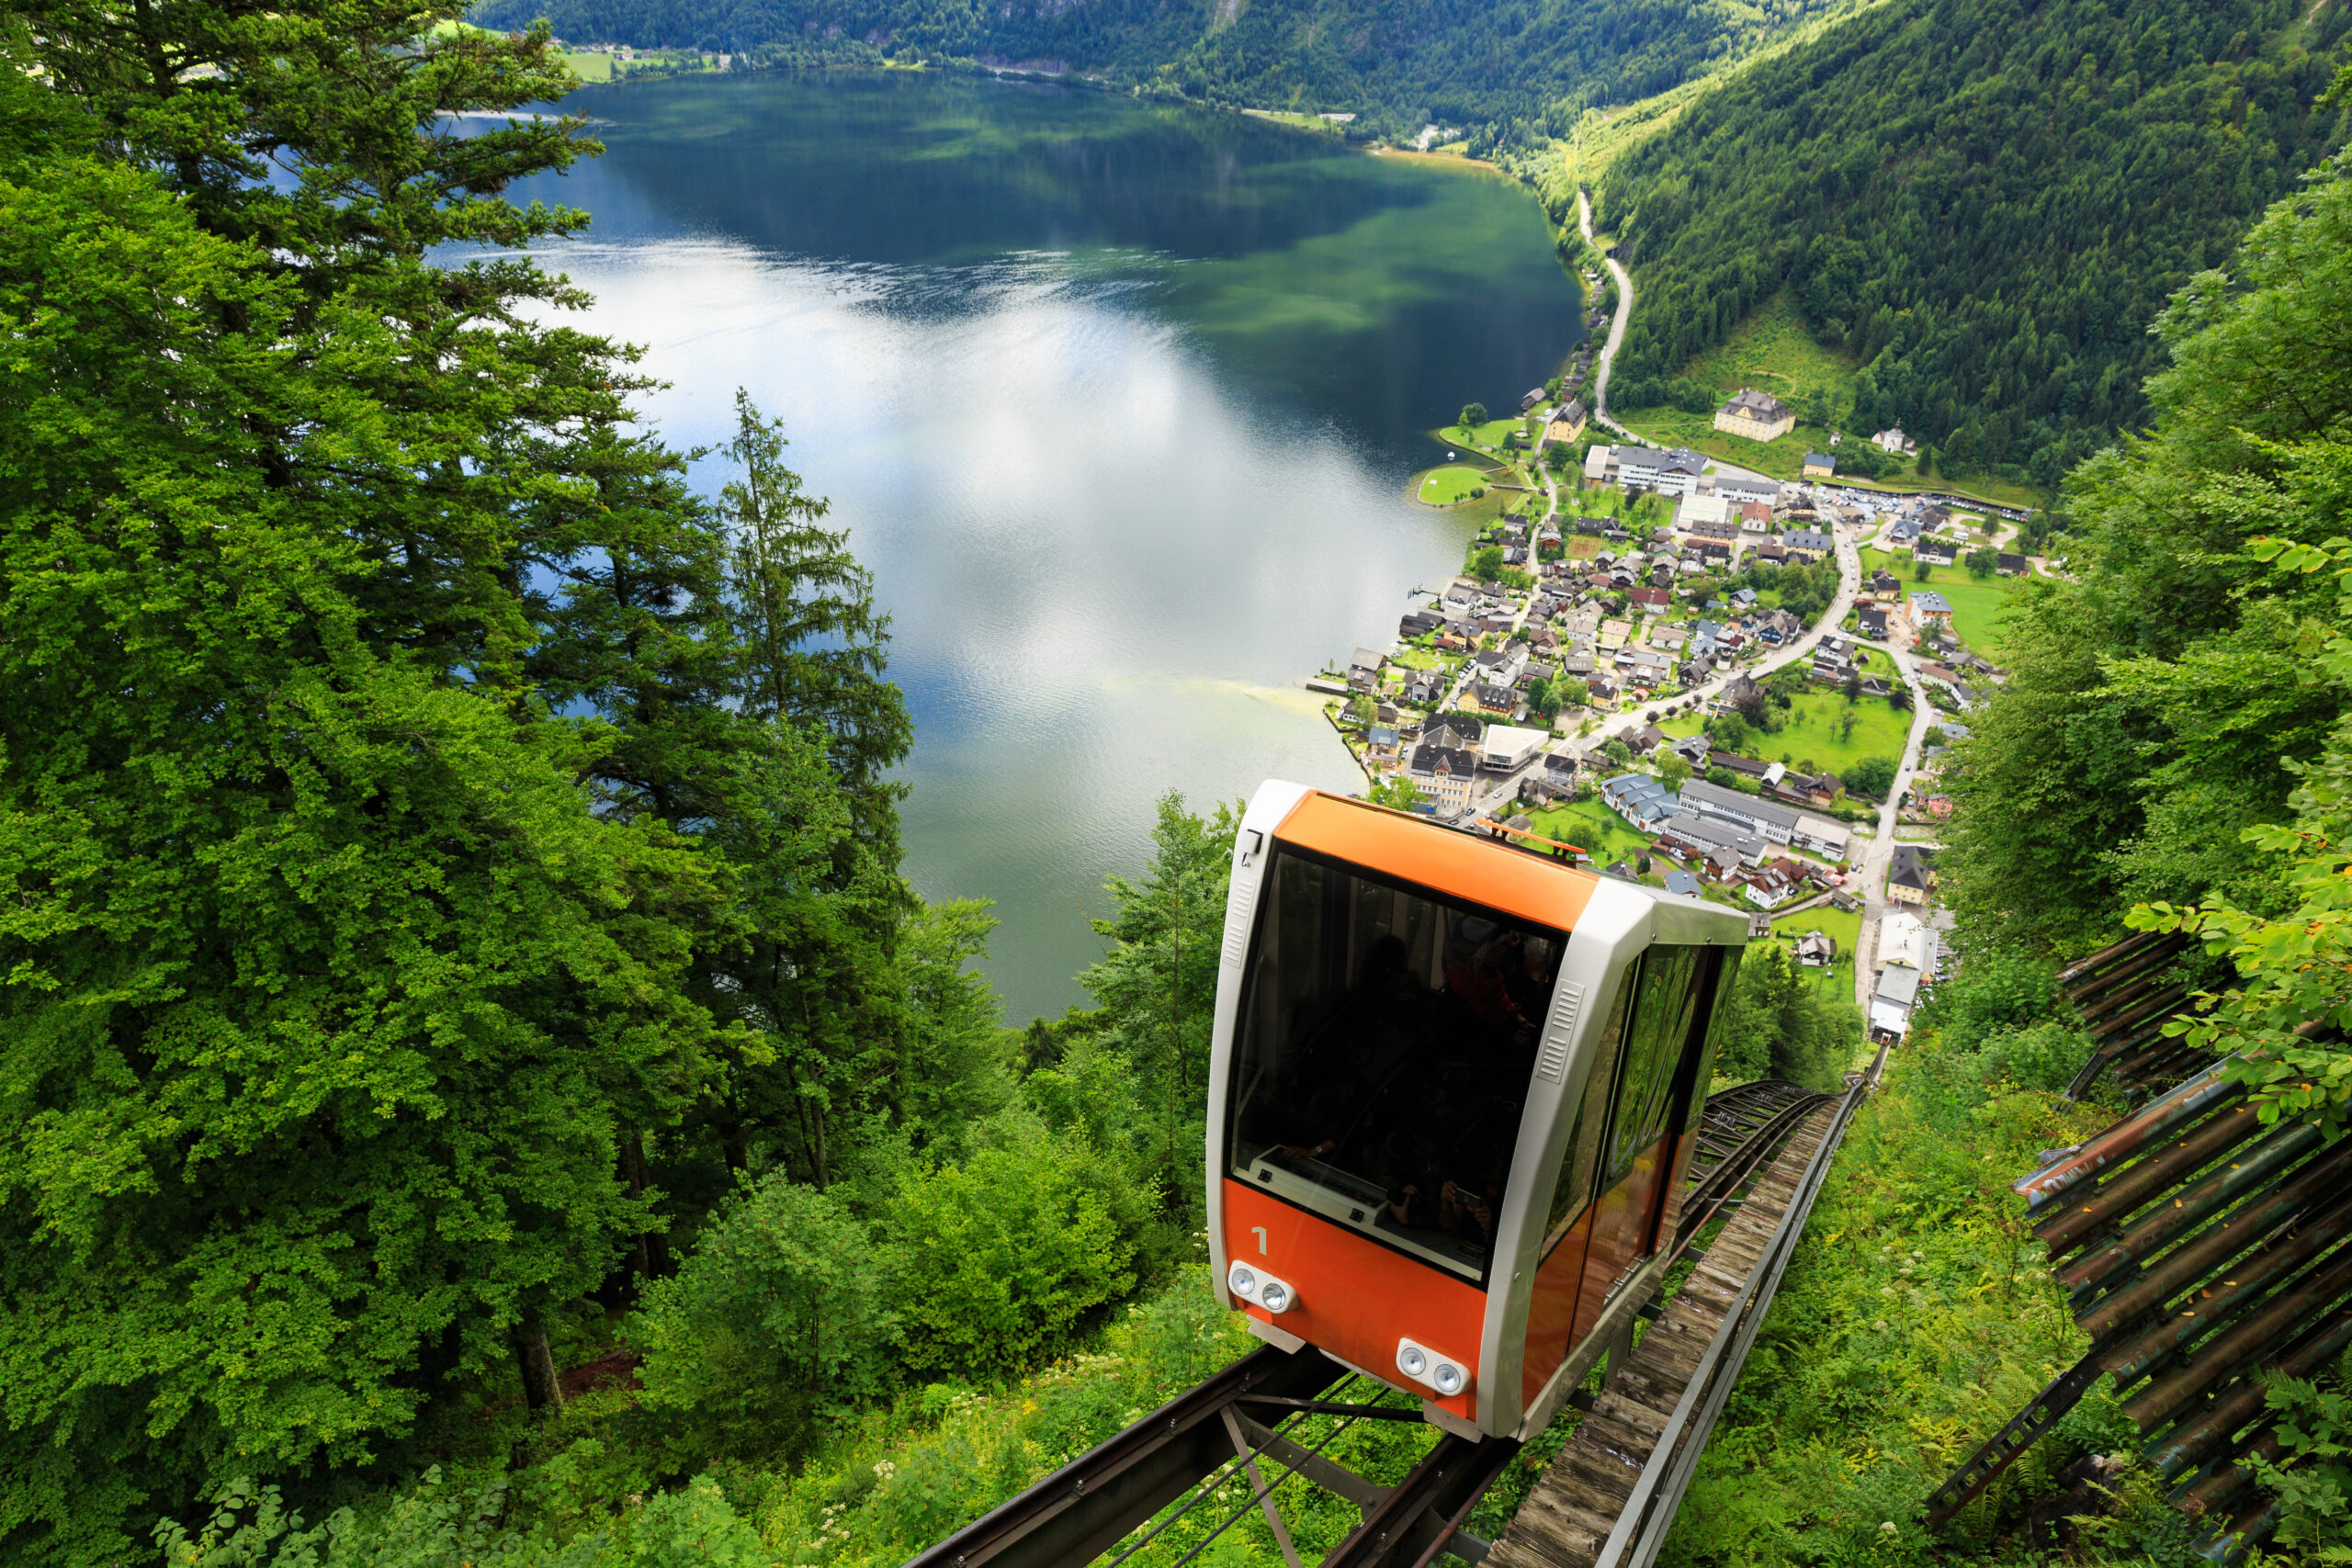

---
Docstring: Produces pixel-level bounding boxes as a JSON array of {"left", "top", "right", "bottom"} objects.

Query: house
[
  {"left": 1470, "top": 681, "right": 1520, "bottom": 714},
  {"left": 1714, "top": 389, "right": 1795, "bottom": 442},
  {"left": 1867, "top": 569, "right": 1903, "bottom": 602},
  {"left": 1619, "top": 649, "right": 1674, "bottom": 684},
  {"left": 1408, "top": 741, "right": 1478, "bottom": 813},
  {"left": 1889, "top": 844, "right": 1936, "bottom": 905},
  {"left": 1803, "top": 452, "right": 1836, "bottom": 479},
  {"left": 1617, "top": 447, "right": 1662, "bottom": 490},
  {"left": 1909, "top": 591, "right": 1955, "bottom": 626},
  {"left": 1625, "top": 724, "right": 1668, "bottom": 756},
  {"left": 1669, "top": 733, "right": 1713, "bottom": 768},
  {"left": 1792, "top": 814, "right": 1849, "bottom": 861},
  {"left": 1996, "top": 552, "right": 2029, "bottom": 576},
  {"left": 1400, "top": 608, "right": 1444, "bottom": 639},
  {"left": 1879, "top": 910, "right": 1939, "bottom": 976},
  {"left": 1657, "top": 811, "right": 1769, "bottom": 868},
  {"left": 1729, "top": 587, "right": 1758, "bottom": 610},
  {"left": 1687, "top": 519, "right": 1739, "bottom": 543},
  {"left": 1583, "top": 444, "right": 1615, "bottom": 484},
  {"left": 1478, "top": 724, "right": 1547, "bottom": 771},
  {"left": 1546, "top": 399, "right": 1589, "bottom": 446},
  {"left": 1781, "top": 529, "right": 1834, "bottom": 562},
  {"left": 1794, "top": 930, "right": 1838, "bottom": 967},
  {"left": 1739, "top": 857, "right": 1804, "bottom": 908},
  {"left": 1871, "top": 963, "right": 1923, "bottom": 1039},
  {"left": 1679, "top": 777, "right": 1800, "bottom": 844},
  {"left": 1739, "top": 502, "right": 1774, "bottom": 534},
  {"left": 1424, "top": 716, "right": 1484, "bottom": 751},
  {"left": 1521, "top": 387, "right": 1545, "bottom": 412},
  {"left": 1915, "top": 542, "right": 1957, "bottom": 569},
  {"left": 1856, "top": 604, "right": 1889, "bottom": 639},
  {"left": 1348, "top": 647, "right": 1385, "bottom": 690},
  {"left": 1657, "top": 448, "right": 1707, "bottom": 497},
  {"left": 1626, "top": 585, "right": 1671, "bottom": 611},
  {"left": 1664, "top": 868, "right": 1703, "bottom": 898},
  {"left": 1872, "top": 427, "right": 1908, "bottom": 454},
  {"left": 1601, "top": 773, "right": 1677, "bottom": 831},
  {"left": 1471, "top": 646, "right": 1527, "bottom": 687},
  {"left": 1714, "top": 476, "right": 1781, "bottom": 509},
  {"left": 1365, "top": 725, "right": 1400, "bottom": 760}
]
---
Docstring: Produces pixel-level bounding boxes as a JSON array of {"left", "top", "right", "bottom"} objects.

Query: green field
[
  {"left": 1526, "top": 796, "right": 1656, "bottom": 866},
  {"left": 1763, "top": 900, "right": 1861, "bottom": 995},
  {"left": 1417, "top": 466, "right": 1495, "bottom": 505},
  {"left": 1748, "top": 690, "right": 1909, "bottom": 775},
  {"left": 562, "top": 49, "right": 616, "bottom": 80},
  {"left": 1863, "top": 548, "right": 2020, "bottom": 654},
  {"left": 1675, "top": 292, "right": 1860, "bottom": 418},
  {"left": 1435, "top": 418, "right": 1530, "bottom": 455}
]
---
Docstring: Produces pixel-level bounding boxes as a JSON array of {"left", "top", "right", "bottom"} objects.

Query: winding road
[{"left": 1577, "top": 188, "right": 1636, "bottom": 439}]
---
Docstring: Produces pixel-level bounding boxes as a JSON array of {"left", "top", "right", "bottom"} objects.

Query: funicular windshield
[{"left": 1226, "top": 846, "right": 1564, "bottom": 1283}]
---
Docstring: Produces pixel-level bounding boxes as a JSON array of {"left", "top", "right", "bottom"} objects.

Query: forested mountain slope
[
  {"left": 469, "top": 0, "right": 1861, "bottom": 144},
  {"left": 1597, "top": 0, "right": 2349, "bottom": 482}
]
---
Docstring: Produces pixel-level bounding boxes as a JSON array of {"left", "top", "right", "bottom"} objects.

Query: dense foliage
[
  {"left": 469, "top": 0, "right": 1853, "bottom": 147},
  {"left": 1939, "top": 130, "right": 2352, "bottom": 956},
  {"left": 0, "top": 4, "right": 1233, "bottom": 1558},
  {"left": 1599, "top": 0, "right": 2350, "bottom": 486}
]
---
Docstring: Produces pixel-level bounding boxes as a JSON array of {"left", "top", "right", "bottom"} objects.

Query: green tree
[
  {"left": 1914, "top": 557, "right": 1933, "bottom": 582},
  {"left": 1842, "top": 755, "right": 1899, "bottom": 800},
  {"left": 1460, "top": 401, "right": 1488, "bottom": 429},
  {"left": 1965, "top": 547, "right": 1999, "bottom": 579},
  {"left": 632, "top": 1175, "right": 893, "bottom": 1461},
  {"left": 1713, "top": 946, "right": 1860, "bottom": 1088},
  {"left": 1473, "top": 544, "right": 1506, "bottom": 579},
  {"left": 1346, "top": 693, "right": 1376, "bottom": 724},
  {"left": 1080, "top": 794, "right": 1238, "bottom": 1207},
  {"left": 1706, "top": 765, "right": 1738, "bottom": 789},
  {"left": 1368, "top": 775, "right": 1427, "bottom": 811}
]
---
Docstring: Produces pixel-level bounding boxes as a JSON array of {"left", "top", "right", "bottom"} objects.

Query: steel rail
[
  {"left": 904, "top": 1343, "right": 1347, "bottom": 1568},
  {"left": 899, "top": 1074, "right": 1862, "bottom": 1568},
  {"left": 1590, "top": 1043, "right": 1884, "bottom": 1568}
]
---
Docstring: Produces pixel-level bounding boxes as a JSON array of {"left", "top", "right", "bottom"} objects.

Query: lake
[{"left": 511, "top": 70, "right": 1584, "bottom": 1020}]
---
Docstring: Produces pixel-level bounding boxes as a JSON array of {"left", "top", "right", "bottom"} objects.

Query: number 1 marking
[{"left": 1251, "top": 1226, "right": 1269, "bottom": 1256}]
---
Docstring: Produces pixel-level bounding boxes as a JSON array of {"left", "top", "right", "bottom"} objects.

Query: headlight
[
  {"left": 1396, "top": 1337, "right": 1472, "bottom": 1399},
  {"left": 1259, "top": 1280, "right": 1291, "bottom": 1314},
  {"left": 1228, "top": 1263, "right": 1258, "bottom": 1298},
  {"left": 1227, "top": 1261, "right": 1296, "bottom": 1314}
]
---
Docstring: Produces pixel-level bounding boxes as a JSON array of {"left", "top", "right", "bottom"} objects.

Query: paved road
[{"left": 1577, "top": 189, "right": 1637, "bottom": 443}]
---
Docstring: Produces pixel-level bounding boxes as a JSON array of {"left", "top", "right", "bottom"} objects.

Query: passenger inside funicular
[{"left": 1227, "top": 847, "right": 1564, "bottom": 1281}]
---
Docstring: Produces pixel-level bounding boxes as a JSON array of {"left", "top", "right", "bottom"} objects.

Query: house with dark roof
[
  {"left": 1996, "top": 552, "right": 2029, "bottom": 576},
  {"left": 1888, "top": 843, "right": 1936, "bottom": 906},
  {"left": 1803, "top": 452, "right": 1836, "bottom": 478},
  {"left": 1601, "top": 773, "right": 1676, "bottom": 831},
  {"left": 1679, "top": 777, "right": 1800, "bottom": 844},
  {"left": 1781, "top": 529, "right": 1834, "bottom": 562},
  {"left": 1408, "top": 742, "right": 1477, "bottom": 813}
]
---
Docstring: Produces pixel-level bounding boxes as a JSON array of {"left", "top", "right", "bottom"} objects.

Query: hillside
[
  {"left": 465, "top": 0, "right": 1870, "bottom": 146},
  {"left": 1596, "top": 0, "right": 2350, "bottom": 486}
]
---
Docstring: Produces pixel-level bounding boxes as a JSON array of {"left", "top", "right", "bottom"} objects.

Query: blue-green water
[{"left": 512, "top": 70, "right": 1584, "bottom": 1019}]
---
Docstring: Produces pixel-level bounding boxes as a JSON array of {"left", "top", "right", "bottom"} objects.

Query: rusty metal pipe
[
  {"left": 2016, "top": 1062, "right": 2240, "bottom": 1212},
  {"left": 2199, "top": 1495, "right": 2281, "bottom": 1564},
  {"left": 2090, "top": 985, "right": 2193, "bottom": 1044},
  {"left": 2125, "top": 1242, "right": 2352, "bottom": 1433},
  {"left": 2061, "top": 1122, "right": 2330, "bottom": 1302},
  {"left": 2075, "top": 1134, "right": 2352, "bottom": 1338},
  {"left": 2037, "top": 1100, "right": 2268, "bottom": 1257},
  {"left": 2173, "top": 1424, "right": 2284, "bottom": 1525},
  {"left": 2059, "top": 930, "right": 2178, "bottom": 988},
  {"left": 2147, "top": 1302, "right": 2352, "bottom": 1479},
  {"left": 2071, "top": 944, "right": 2191, "bottom": 1010},
  {"left": 2100, "top": 1194, "right": 2352, "bottom": 1385}
]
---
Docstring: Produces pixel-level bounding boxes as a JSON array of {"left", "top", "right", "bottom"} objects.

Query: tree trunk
[{"left": 516, "top": 1328, "right": 565, "bottom": 1411}]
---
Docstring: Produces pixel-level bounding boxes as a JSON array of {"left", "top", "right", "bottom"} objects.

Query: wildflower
[
  {"left": 1872, "top": 1320, "right": 1888, "bottom": 1331},
  {"left": 1880, "top": 1521, "right": 1898, "bottom": 1535}
]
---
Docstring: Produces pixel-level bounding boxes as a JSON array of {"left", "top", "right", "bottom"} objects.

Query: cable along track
[{"left": 904, "top": 1072, "right": 1873, "bottom": 1568}]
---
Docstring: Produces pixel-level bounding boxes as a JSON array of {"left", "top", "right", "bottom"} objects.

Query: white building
[{"left": 1479, "top": 725, "right": 1548, "bottom": 772}]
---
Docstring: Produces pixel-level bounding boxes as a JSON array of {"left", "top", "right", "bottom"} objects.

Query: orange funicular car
[{"left": 1205, "top": 783, "right": 1750, "bottom": 1439}]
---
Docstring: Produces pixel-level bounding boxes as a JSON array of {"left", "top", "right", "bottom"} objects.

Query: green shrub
[{"left": 889, "top": 1114, "right": 1137, "bottom": 1379}]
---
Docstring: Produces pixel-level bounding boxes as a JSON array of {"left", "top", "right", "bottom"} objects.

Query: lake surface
[{"left": 510, "top": 70, "right": 1584, "bottom": 1020}]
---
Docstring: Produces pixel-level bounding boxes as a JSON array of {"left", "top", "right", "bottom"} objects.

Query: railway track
[{"left": 906, "top": 1067, "right": 1879, "bottom": 1568}]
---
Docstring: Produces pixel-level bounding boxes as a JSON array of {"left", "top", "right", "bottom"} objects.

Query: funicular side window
[
  {"left": 1540, "top": 944, "right": 1712, "bottom": 1253},
  {"left": 1227, "top": 847, "right": 1564, "bottom": 1284}
]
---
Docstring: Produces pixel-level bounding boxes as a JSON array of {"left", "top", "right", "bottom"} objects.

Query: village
[{"left": 1320, "top": 375, "right": 2040, "bottom": 1044}]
